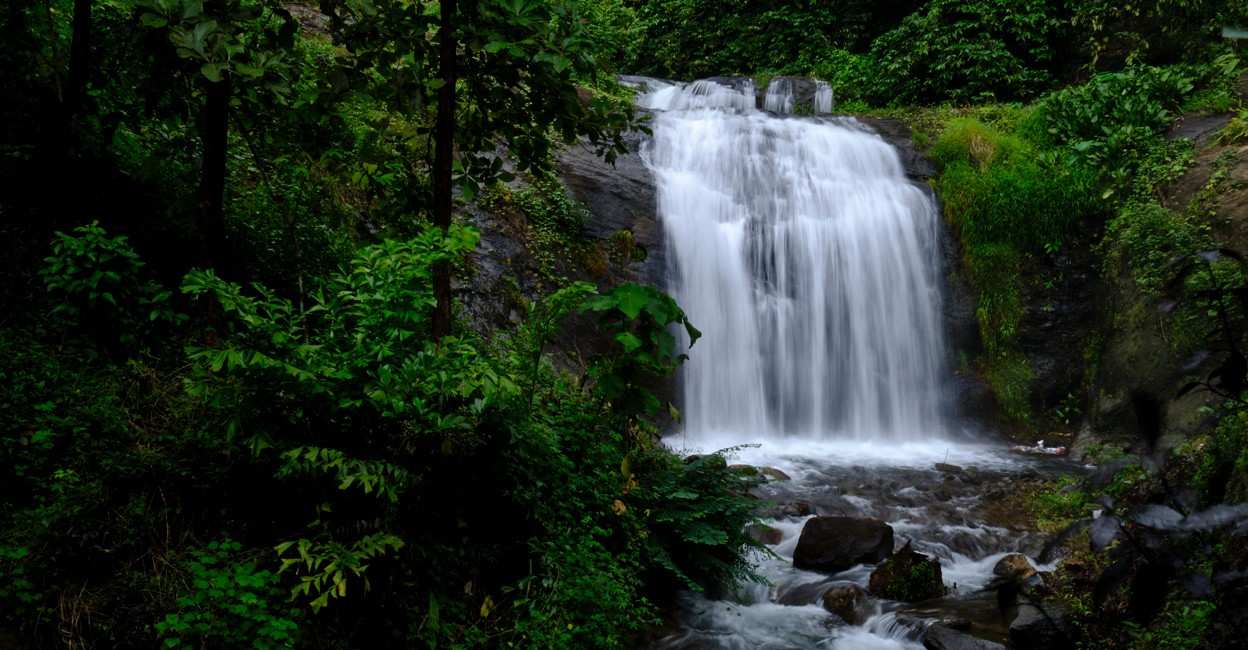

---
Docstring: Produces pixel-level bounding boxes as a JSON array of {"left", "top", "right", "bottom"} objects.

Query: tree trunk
[
  {"left": 65, "top": 0, "right": 91, "bottom": 121},
  {"left": 431, "top": 0, "right": 457, "bottom": 341},
  {"left": 198, "top": 73, "right": 230, "bottom": 268}
]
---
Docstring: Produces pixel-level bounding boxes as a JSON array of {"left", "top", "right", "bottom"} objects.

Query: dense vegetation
[{"left": 4, "top": 0, "right": 1248, "bottom": 648}]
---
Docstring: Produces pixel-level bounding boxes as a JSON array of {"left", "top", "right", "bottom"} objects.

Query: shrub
[
  {"left": 156, "top": 540, "right": 300, "bottom": 650},
  {"left": 40, "top": 221, "right": 181, "bottom": 350},
  {"left": 1103, "top": 202, "right": 1209, "bottom": 294},
  {"left": 866, "top": 0, "right": 1063, "bottom": 105}
]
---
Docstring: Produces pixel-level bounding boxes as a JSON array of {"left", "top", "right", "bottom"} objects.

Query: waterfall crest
[{"left": 638, "top": 79, "right": 949, "bottom": 441}]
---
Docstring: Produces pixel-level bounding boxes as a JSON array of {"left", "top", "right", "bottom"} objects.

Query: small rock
[
  {"left": 939, "top": 617, "right": 973, "bottom": 632},
  {"left": 935, "top": 462, "right": 964, "bottom": 474},
  {"left": 776, "top": 580, "right": 832, "bottom": 606},
  {"left": 924, "top": 624, "right": 1006, "bottom": 650},
  {"left": 793, "top": 516, "right": 894, "bottom": 573},
  {"left": 868, "top": 542, "right": 946, "bottom": 601},
  {"left": 781, "top": 501, "right": 815, "bottom": 517},
  {"left": 821, "top": 583, "right": 869, "bottom": 625},
  {"left": 993, "top": 554, "right": 1037, "bottom": 582},
  {"left": 746, "top": 523, "right": 784, "bottom": 546}
]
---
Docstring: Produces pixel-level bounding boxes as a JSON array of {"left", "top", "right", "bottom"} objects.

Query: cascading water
[
  {"left": 640, "top": 79, "right": 949, "bottom": 443},
  {"left": 633, "top": 78, "right": 1071, "bottom": 650},
  {"left": 814, "top": 81, "right": 835, "bottom": 114}
]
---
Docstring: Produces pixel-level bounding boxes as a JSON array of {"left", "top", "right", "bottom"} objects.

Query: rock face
[
  {"left": 1009, "top": 603, "right": 1073, "bottom": 650},
  {"left": 821, "top": 583, "right": 869, "bottom": 625},
  {"left": 793, "top": 516, "right": 895, "bottom": 573},
  {"left": 867, "top": 543, "right": 946, "bottom": 601},
  {"left": 556, "top": 128, "right": 663, "bottom": 286},
  {"left": 923, "top": 624, "right": 1007, "bottom": 650}
]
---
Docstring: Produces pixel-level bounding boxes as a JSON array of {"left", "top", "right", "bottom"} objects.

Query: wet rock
[
  {"left": 935, "top": 462, "right": 965, "bottom": 475},
  {"left": 993, "top": 554, "right": 1037, "bottom": 582},
  {"left": 924, "top": 624, "right": 1007, "bottom": 650},
  {"left": 776, "top": 580, "right": 832, "bottom": 606},
  {"left": 1009, "top": 603, "right": 1074, "bottom": 650},
  {"left": 868, "top": 543, "right": 946, "bottom": 601},
  {"left": 793, "top": 516, "right": 894, "bottom": 573},
  {"left": 746, "top": 523, "right": 784, "bottom": 546},
  {"left": 760, "top": 466, "right": 792, "bottom": 481},
  {"left": 779, "top": 501, "right": 815, "bottom": 518},
  {"left": 820, "top": 583, "right": 869, "bottom": 625}
]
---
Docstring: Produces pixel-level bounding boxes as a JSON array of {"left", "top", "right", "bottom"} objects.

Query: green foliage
[
  {"left": 1127, "top": 598, "right": 1216, "bottom": 650},
  {"left": 871, "top": 554, "right": 944, "bottom": 602},
  {"left": 583, "top": 283, "right": 701, "bottom": 419},
  {"left": 1188, "top": 404, "right": 1248, "bottom": 504},
  {"left": 1103, "top": 202, "right": 1209, "bottom": 294},
  {"left": 627, "top": 1, "right": 906, "bottom": 79},
  {"left": 1032, "top": 65, "right": 1195, "bottom": 196},
  {"left": 1029, "top": 476, "right": 1097, "bottom": 532},
  {"left": 867, "top": 0, "right": 1062, "bottom": 105},
  {"left": 40, "top": 221, "right": 182, "bottom": 347},
  {"left": 155, "top": 540, "right": 300, "bottom": 650},
  {"left": 1074, "top": 0, "right": 1247, "bottom": 68},
  {"left": 932, "top": 118, "right": 1096, "bottom": 422},
  {"left": 626, "top": 450, "right": 760, "bottom": 593}
]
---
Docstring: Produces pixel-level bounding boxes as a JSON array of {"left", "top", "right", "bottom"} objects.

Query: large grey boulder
[{"left": 793, "top": 516, "right": 895, "bottom": 573}]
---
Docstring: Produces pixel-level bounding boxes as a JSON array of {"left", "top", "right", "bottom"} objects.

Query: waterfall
[
  {"left": 638, "top": 78, "right": 949, "bottom": 442},
  {"left": 814, "top": 81, "right": 834, "bottom": 114},
  {"left": 763, "top": 78, "right": 795, "bottom": 114}
]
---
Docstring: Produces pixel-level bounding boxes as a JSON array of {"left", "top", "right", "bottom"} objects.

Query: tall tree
[
  {"left": 137, "top": 0, "right": 296, "bottom": 268},
  {"left": 329, "top": 0, "right": 641, "bottom": 339}
]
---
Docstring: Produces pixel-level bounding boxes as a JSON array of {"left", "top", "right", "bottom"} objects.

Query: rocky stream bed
[{"left": 656, "top": 441, "right": 1079, "bottom": 650}]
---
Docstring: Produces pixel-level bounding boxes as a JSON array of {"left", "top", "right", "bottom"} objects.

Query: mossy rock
[{"left": 868, "top": 543, "right": 946, "bottom": 602}]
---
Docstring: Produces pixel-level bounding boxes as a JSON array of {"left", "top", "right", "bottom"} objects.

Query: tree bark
[
  {"left": 431, "top": 0, "right": 457, "bottom": 341},
  {"left": 65, "top": 0, "right": 91, "bottom": 121},
  {"left": 198, "top": 73, "right": 230, "bottom": 268}
]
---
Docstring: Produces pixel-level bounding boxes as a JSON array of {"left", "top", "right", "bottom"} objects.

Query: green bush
[
  {"left": 1191, "top": 405, "right": 1248, "bottom": 505},
  {"left": 1103, "top": 202, "right": 1209, "bottom": 294},
  {"left": 40, "top": 221, "right": 182, "bottom": 349},
  {"left": 1032, "top": 66, "right": 1195, "bottom": 195},
  {"left": 156, "top": 540, "right": 300, "bottom": 650},
  {"left": 866, "top": 0, "right": 1063, "bottom": 105}
]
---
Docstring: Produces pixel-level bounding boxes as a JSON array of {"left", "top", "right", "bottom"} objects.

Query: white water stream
[
  {"left": 627, "top": 77, "right": 1062, "bottom": 649},
  {"left": 640, "top": 78, "right": 948, "bottom": 444}
]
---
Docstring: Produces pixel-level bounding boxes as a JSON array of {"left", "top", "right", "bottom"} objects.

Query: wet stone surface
[{"left": 656, "top": 447, "right": 1079, "bottom": 650}]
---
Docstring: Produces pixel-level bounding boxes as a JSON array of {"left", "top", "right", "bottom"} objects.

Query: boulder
[
  {"left": 935, "top": 462, "right": 965, "bottom": 475},
  {"left": 1009, "top": 603, "right": 1074, "bottom": 650},
  {"left": 821, "top": 583, "right": 869, "bottom": 625},
  {"left": 746, "top": 523, "right": 784, "bottom": 546},
  {"left": 793, "top": 516, "right": 895, "bottom": 573},
  {"left": 923, "top": 624, "right": 1006, "bottom": 650},
  {"left": 760, "top": 466, "right": 792, "bottom": 481},
  {"left": 781, "top": 501, "right": 815, "bottom": 518},
  {"left": 867, "top": 542, "right": 946, "bottom": 601},
  {"left": 993, "top": 554, "right": 1037, "bottom": 582}
]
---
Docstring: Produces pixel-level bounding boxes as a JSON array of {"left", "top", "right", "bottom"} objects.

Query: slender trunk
[
  {"left": 431, "top": 0, "right": 457, "bottom": 340},
  {"left": 198, "top": 73, "right": 230, "bottom": 268},
  {"left": 65, "top": 0, "right": 91, "bottom": 120}
]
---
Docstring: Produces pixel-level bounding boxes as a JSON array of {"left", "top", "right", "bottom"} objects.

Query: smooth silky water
[{"left": 628, "top": 78, "right": 1064, "bottom": 649}]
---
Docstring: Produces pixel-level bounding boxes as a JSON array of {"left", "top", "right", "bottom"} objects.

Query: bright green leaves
[
  {"left": 581, "top": 283, "right": 699, "bottom": 419},
  {"left": 155, "top": 539, "right": 300, "bottom": 649},
  {"left": 274, "top": 533, "right": 404, "bottom": 611}
]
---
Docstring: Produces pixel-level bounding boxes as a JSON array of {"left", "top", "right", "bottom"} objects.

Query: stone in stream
[
  {"left": 792, "top": 516, "right": 894, "bottom": 572},
  {"left": 992, "top": 554, "right": 1037, "bottom": 582},
  {"left": 934, "top": 462, "right": 964, "bottom": 475},
  {"left": 868, "top": 542, "right": 946, "bottom": 601},
  {"left": 1009, "top": 603, "right": 1074, "bottom": 650},
  {"left": 820, "top": 583, "right": 869, "bottom": 625},
  {"left": 923, "top": 624, "right": 1006, "bottom": 650},
  {"left": 745, "top": 523, "right": 783, "bottom": 546}
]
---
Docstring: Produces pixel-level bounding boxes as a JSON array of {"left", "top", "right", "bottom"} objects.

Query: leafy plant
[
  {"left": 40, "top": 221, "right": 182, "bottom": 348},
  {"left": 155, "top": 539, "right": 300, "bottom": 649}
]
